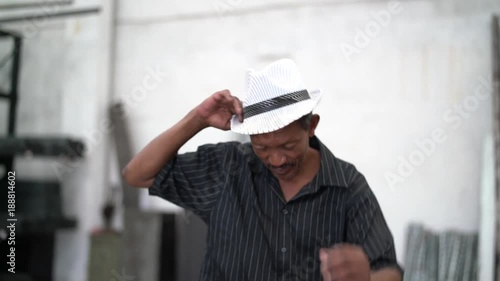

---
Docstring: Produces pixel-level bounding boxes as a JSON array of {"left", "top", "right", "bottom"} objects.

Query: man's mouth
[{"left": 271, "top": 164, "right": 294, "bottom": 175}]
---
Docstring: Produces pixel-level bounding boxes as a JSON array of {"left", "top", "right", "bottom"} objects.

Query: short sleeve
[
  {"left": 345, "top": 171, "right": 404, "bottom": 275},
  {"left": 149, "top": 141, "right": 240, "bottom": 223}
]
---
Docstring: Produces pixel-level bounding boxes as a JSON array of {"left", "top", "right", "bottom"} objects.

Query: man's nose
[{"left": 268, "top": 152, "right": 286, "bottom": 167}]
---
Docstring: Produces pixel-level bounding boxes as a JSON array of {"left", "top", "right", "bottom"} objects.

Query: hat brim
[{"left": 230, "top": 89, "right": 322, "bottom": 135}]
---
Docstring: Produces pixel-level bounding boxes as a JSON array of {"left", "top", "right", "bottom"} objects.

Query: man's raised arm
[{"left": 122, "top": 90, "right": 243, "bottom": 188}]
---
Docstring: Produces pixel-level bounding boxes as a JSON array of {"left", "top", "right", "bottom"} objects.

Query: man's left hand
[{"left": 319, "top": 244, "right": 371, "bottom": 281}]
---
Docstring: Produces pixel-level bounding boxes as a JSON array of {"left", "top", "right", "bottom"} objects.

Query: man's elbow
[
  {"left": 121, "top": 165, "right": 136, "bottom": 186},
  {"left": 121, "top": 165, "right": 152, "bottom": 188}
]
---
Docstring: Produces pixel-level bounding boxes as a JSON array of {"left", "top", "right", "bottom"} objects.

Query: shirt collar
[{"left": 309, "top": 136, "right": 349, "bottom": 190}]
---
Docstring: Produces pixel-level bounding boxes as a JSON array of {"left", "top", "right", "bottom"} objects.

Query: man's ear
[{"left": 308, "top": 114, "right": 320, "bottom": 137}]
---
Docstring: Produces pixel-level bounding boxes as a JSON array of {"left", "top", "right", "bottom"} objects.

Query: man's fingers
[
  {"left": 329, "top": 246, "right": 347, "bottom": 265},
  {"left": 213, "top": 90, "right": 230, "bottom": 102},
  {"left": 321, "top": 244, "right": 371, "bottom": 281},
  {"left": 222, "top": 92, "right": 243, "bottom": 121},
  {"left": 232, "top": 96, "right": 244, "bottom": 122},
  {"left": 211, "top": 90, "right": 244, "bottom": 123},
  {"left": 320, "top": 246, "right": 354, "bottom": 281},
  {"left": 320, "top": 249, "right": 332, "bottom": 281},
  {"left": 222, "top": 118, "right": 231, "bottom": 130},
  {"left": 217, "top": 90, "right": 243, "bottom": 122}
]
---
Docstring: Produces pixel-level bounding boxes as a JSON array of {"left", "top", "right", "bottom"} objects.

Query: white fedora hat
[{"left": 230, "top": 58, "right": 322, "bottom": 135}]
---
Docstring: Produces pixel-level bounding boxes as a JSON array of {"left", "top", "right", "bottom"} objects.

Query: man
[{"left": 123, "top": 59, "right": 403, "bottom": 281}]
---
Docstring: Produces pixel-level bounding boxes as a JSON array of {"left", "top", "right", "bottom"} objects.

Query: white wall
[{"left": 115, "top": 0, "right": 499, "bottom": 265}]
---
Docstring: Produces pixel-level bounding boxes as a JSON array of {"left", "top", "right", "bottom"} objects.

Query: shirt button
[
  {"left": 282, "top": 209, "right": 288, "bottom": 215},
  {"left": 281, "top": 247, "right": 287, "bottom": 253}
]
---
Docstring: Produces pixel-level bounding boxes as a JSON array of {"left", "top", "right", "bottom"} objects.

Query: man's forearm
[
  {"left": 370, "top": 268, "right": 402, "bottom": 281},
  {"left": 122, "top": 109, "right": 207, "bottom": 188}
]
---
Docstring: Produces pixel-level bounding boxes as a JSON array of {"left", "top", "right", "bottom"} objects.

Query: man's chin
[{"left": 272, "top": 170, "right": 297, "bottom": 181}]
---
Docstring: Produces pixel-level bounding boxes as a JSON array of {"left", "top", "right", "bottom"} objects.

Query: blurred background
[{"left": 0, "top": 0, "right": 499, "bottom": 280}]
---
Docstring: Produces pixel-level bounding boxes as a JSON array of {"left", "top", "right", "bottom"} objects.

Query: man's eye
[{"left": 283, "top": 144, "right": 295, "bottom": 150}]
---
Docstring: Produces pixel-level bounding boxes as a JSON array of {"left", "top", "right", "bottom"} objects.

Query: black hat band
[{"left": 243, "top": 89, "right": 310, "bottom": 119}]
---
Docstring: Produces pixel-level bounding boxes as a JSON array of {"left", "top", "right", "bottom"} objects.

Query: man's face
[{"left": 250, "top": 117, "right": 316, "bottom": 182}]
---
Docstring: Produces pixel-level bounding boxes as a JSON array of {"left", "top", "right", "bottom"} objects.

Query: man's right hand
[{"left": 194, "top": 89, "right": 244, "bottom": 131}]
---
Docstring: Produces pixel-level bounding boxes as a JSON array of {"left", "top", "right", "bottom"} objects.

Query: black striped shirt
[{"left": 150, "top": 136, "right": 402, "bottom": 281}]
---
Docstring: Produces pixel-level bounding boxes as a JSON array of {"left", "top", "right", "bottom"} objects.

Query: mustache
[{"left": 268, "top": 163, "right": 296, "bottom": 170}]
